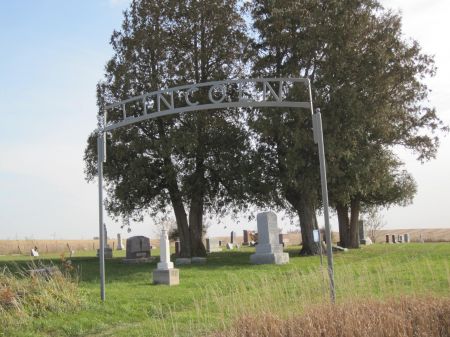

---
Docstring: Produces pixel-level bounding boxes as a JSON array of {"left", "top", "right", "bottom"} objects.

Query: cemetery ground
[{"left": 0, "top": 243, "right": 449, "bottom": 337}]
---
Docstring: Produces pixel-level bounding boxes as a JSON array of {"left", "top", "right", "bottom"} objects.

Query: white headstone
[
  {"left": 153, "top": 229, "right": 179, "bottom": 286},
  {"left": 206, "top": 238, "right": 221, "bottom": 253},
  {"left": 250, "top": 212, "right": 289, "bottom": 265},
  {"left": 117, "top": 233, "right": 124, "bottom": 250},
  {"left": 157, "top": 229, "right": 174, "bottom": 270}
]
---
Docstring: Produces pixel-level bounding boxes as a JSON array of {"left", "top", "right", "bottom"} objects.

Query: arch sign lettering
[
  {"left": 95, "top": 77, "right": 335, "bottom": 301},
  {"left": 102, "top": 78, "right": 311, "bottom": 132}
]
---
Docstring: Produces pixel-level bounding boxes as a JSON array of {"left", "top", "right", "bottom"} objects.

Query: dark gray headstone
[
  {"left": 230, "top": 231, "right": 236, "bottom": 244},
  {"left": 125, "top": 236, "right": 151, "bottom": 259},
  {"left": 243, "top": 230, "right": 253, "bottom": 245},
  {"left": 358, "top": 220, "right": 365, "bottom": 241}
]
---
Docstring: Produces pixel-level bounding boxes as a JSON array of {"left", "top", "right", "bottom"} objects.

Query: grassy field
[{"left": 0, "top": 243, "right": 449, "bottom": 337}]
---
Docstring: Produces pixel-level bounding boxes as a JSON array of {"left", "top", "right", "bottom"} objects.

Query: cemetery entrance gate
[{"left": 95, "top": 78, "right": 335, "bottom": 302}]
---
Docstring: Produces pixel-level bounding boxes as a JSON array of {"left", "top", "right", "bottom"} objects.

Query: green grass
[{"left": 1, "top": 243, "right": 449, "bottom": 337}]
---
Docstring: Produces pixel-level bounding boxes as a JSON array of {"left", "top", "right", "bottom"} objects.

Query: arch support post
[
  {"left": 313, "top": 109, "right": 336, "bottom": 303},
  {"left": 97, "top": 132, "right": 106, "bottom": 302}
]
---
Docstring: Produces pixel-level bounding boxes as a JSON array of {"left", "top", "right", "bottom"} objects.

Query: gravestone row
[{"left": 385, "top": 233, "right": 410, "bottom": 244}]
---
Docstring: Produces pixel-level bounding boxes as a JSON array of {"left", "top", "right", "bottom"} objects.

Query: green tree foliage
[
  {"left": 247, "top": 0, "right": 446, "bottom": 250},
  {"left": 84, "top": 0, "right": 250, "bottom": 257},
  {"left": 85, "top": 0, "right": 447, "bottom": 257}
]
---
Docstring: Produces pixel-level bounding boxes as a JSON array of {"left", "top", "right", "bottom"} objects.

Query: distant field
[
  {"left": 0, "top": 239, "right": 161, "bottom": 255},
  {"left": 1, "top": 228, "right": 449, "bottom": 255}
]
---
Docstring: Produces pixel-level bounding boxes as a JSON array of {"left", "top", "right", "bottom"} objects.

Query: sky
[{"left": 0, "top": 0, "right": 449, "bottom": 240}]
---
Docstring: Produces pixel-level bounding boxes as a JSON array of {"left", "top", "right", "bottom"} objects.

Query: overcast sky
[{"left": 0, "top": 0, "right": 448, "bottom": 240}]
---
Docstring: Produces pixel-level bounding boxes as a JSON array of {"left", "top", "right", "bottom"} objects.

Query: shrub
[{"left": 0, "top": 262, "right": 85, "bottom": 332}]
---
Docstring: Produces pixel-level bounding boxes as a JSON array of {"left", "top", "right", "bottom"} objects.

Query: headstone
[
  {"left": 117, "top": 233, "right": 124, "bottom": 250},
  {"left": 358, "top": 220, "right": 365, "bottom": 242},
  {"left": 404, "top": 233, "right": 410, "bottom": 243},
  {"left": 243, "top": 230, "right": 253, "bottom": 245},
  {"left": 386, "top": 234, "right": 390, "bottom": 243},
  {"left": 97, "top": 224, "right": 113, "bottom": 258},
  {"left": 153, "top": 229, "right": 179, "bottom": 286},
  {"left": 97, "top": 247, "right": 113, "bottom": 259},
  {"left": 392, "top": 234, "right": 396, "bottom": 244},
  {"left": 123, "top": 236, "right": 152, "bottom": 263},
  {"left": 31, "top": 248, "right": 39, "bottom": 257},
  {"left": 230, "top": 231, "right": 236, "bottom": 244},
  {"left": 175, "top": 240, "right": 181, "bottom": 256},
  {"left": 226, "top": 242, "right": 234, "bottom": 250},
  {"left": 359, "top": 220, "right": 372, "bottom": 245},
  {"left": 250, "top": 212, "right": 289, "bottom": 265},
  {"left": 206, "top": 238, "right": 221, "bottom": 253}
]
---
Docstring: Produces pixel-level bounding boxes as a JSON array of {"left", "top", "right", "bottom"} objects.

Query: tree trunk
[
  {"left": 336, "top": 203, "right": 349, "bottom": 247},
  {"left": 189, "top": 196, "right": 207, "bottom": 257},
  {"left": 286, "top": 190, "right": 319, "bottom": 256},
  {"left": 157, "top": 120, "right": 191, "bottom": 257},
  {"left": 164, "top": 164, "right": 191, "bottom": 258},
  {"left": 172, "top": 199, "right": 191, "bottom": 258},
  {"left": 347, "top": 197, "right": 361, "bottom": 248},
  {"left": 298, "top": 195, "right": 319, "bottom": 256}
]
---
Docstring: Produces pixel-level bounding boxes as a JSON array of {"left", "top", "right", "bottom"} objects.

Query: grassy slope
[{"left": 0, "top": 243, "right": 449, "bottom": 337}]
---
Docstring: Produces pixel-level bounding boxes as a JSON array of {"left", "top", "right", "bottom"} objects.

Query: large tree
[
  {"left": 247, "top": 0, "right": 324, "bottom": 255},
  {"left": 84, "top": 0, "right": 250, "bottom": 257},
  {"left": 306, "top": 0, "right": 446, "bottom": 248},
  {"left": 247, "top": 0, "right": 446, "bottom": 250}
]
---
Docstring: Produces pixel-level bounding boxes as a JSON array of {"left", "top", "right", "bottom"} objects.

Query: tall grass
[
  {"left": 184, "top": 256, "right": 450, "bottom": 337},
  {"left": 213, "top": 296, "right": 450, "bottom": 337},
  {"left": 0, "top": 261, "right": 84, "bottom": 334}
]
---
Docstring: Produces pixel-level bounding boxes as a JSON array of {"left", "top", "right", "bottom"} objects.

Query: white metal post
[
  {"left": 312, "top": 108, "right": 336, "bottom": 303},
  {"left": 97, "top": 133, "right": 106, "bottom": 302}
]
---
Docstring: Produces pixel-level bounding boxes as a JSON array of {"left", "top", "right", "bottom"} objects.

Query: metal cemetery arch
[{"left": 96, "top": 78, "right": 335, "bottom": 302}]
